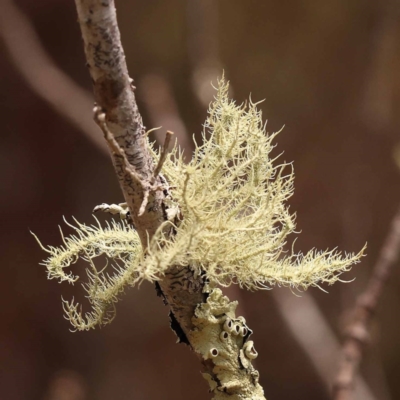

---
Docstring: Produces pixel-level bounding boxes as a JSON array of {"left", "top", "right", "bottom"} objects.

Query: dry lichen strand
[
  {"left": 192, "top": 288, "right": 265, "bottom": 399},
  {"left": 33, "top": 218, "right": 143, "bottom": 331},
  {"left": 35, "top": 78, "right": 364, "bottom": 331}
]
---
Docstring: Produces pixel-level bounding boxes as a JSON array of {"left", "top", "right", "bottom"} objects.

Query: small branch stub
[
  {"left": 93, "top": 202, "right": 130, "bottom": 220},
  {"left": 153, "top": 130, "right": 174, "bottom": 181}
]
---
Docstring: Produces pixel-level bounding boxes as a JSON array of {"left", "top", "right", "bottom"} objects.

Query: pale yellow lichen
[
  {"left": 33, "top": 218, "right": 144, "bottom": 330},
  {"left": 191, "top": 288, "right": 264, "bottom": 399},
  {"left": 35, "top": 78, "right": 365, "bottom": 330},
  {"left": 146, "top": 78, "right": 365, "bottom": 290}
]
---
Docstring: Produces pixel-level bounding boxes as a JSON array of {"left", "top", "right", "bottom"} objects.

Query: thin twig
[
  {"left": 333, "top": 205, "right": 400, "bottom": 400},
  {"left": 93, "top": 107, "right": 150, "bottom": 217},
  {"left": 153, "top": 131, "right": 174, "bottom": 180},
  {"left": 93, "top": 107, "right": 144, "bottom": 186}
]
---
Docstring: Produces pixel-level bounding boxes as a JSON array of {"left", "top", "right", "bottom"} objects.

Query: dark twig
[{"left": 333, "top": 205, "right": 400, "bottom": 400}]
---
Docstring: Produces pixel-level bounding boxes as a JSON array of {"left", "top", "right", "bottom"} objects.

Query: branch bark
[
  {"left": 74, "top": 1, "right": 265, "bottom": 398},
  {"left": 333, "top": 205, "right": 400, "bottom": 400},
  {"left": 74, "top": 0, "right": 164, "bottom": 245}
]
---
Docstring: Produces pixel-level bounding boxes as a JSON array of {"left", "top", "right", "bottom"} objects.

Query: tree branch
[
  {"left": 74, "top": 0, "right": 164, "bottom": 245},
  {"left": 333, "top": 205, "right": 400, "bottom": 400},
  {"left": 74, "top": 1, "right": 265, "bottom": 398}
]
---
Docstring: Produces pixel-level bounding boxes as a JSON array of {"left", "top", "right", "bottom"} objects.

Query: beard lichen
[
  {"left": 34, "top": 78, "right": 365, "bottom": 330},
  {"left": 33, "top": 218, "right": 143, "bottom": 331},
  {"left": 145, "top": 79, "right": 365, "bottom": 290}
]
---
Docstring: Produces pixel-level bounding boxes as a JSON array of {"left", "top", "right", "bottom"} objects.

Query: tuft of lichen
[
  {"left": 146, "top": 78, "right": 365, "bottom": 290},
  {"left": 33, "top": 218, "right": 143, "bottom": 330},
  {"left": 35, "top": 78, "right": 365, "bottom": 330}
]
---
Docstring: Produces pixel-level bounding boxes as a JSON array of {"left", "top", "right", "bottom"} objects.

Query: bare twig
[
  {"left": 93, "top": 107, "right": 143, "bottom": 184},
  {"left": 0, "top": 0, "right": 107, "bottom": 154},
  {"left": 93, "top": 106, "right": 151, "bottom": 217},
  {"left": 153, "top": 131, "right": 174, "bottom": 181},
  {"left": 333, "top": 205, "right": 400, "bottom": 400}
]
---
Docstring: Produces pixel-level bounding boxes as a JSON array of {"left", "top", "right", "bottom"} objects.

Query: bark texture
[{"left": 75, "top": 0, "right": 164, "bottom": 244}]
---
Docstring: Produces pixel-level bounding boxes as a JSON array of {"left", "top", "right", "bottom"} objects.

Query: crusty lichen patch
[{"left": 191, "top": 287, "right": 265, "bottom": 399}]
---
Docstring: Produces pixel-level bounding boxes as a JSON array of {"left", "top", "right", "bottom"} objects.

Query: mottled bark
[{"left": 75, "top": 0, "right": 164, "bottom": 244}]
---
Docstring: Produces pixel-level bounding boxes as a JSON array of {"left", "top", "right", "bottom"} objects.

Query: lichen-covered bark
[
  {"left": 74, "top": 1, "right": 266, "bottom": 398},
  {"left": 192, "top": 288, "right": 265, "bottom": 400},
  {"left": 158, "top": 270, "right": 265, "bottom": 399}
]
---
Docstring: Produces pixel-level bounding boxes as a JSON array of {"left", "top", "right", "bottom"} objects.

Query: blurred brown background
[{"left": 1, "top": 0, "right": 399, "bottom": 399}]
